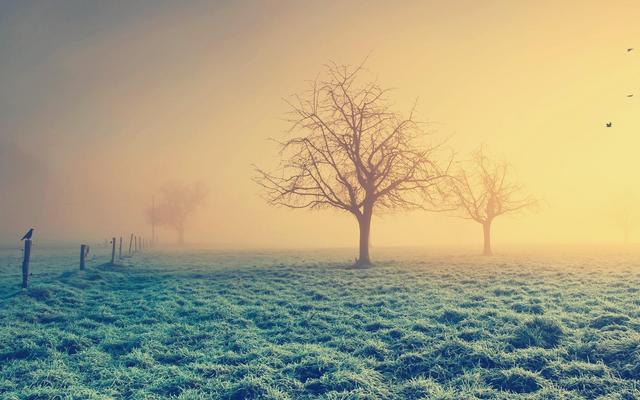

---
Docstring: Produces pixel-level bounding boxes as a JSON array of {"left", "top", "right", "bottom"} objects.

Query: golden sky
[{"left": 1, "top": 0, "right": 640, "bottom": 250}]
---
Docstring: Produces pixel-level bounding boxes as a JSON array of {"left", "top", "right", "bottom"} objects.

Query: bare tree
[
  {"left": 255, "top": 61, "right": 450, "bottom": 266},
  {"left": 150, "top": 182, "right": 208, "bottom": 245},
  {"left": 611, "top": 193, "right": 636, "bottom": 244},
  {"left": 449, "top": 147, "right": 536, "bottom": 255}
]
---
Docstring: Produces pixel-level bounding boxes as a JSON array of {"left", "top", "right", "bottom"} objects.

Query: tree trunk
[
  {"left": 482, "top": 221, "right": 492, "bottom": 256},
  {"left": 356, "top": 206, "right": 373, "bottom": 267}
]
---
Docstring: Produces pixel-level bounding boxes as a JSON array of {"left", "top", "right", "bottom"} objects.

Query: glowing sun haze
[{"left": 1, "top": 0, "right": 639, "bottom": 250}]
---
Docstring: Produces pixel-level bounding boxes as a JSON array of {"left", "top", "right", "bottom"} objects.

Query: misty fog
[{"left": 1, "top": 1, "right": 639, "bottom": 250}]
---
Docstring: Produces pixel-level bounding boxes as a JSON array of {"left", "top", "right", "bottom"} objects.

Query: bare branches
[
  {"left": 255, "top": 61, "right": 450, "bottom": 220},
  {"left": 449, "top": 147, "right": 537, "bottom": 224}
]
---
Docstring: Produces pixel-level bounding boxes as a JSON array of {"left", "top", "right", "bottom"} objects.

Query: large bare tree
[
  {"left": 150, "top": 181, "right": 208, "bottom": 245},
  {"left": 450, "top": 147, "right": 536, "bottom": 255},
  {"left": 255, "top": 62, "right": 450, "bottom": 266}
]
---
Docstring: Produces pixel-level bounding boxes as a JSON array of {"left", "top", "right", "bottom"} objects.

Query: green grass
[{"left": 1, "top": 248, "right": 639, "bottom": 399}]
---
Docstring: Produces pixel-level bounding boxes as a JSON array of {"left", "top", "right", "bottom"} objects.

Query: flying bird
[
  {"left": 627, "top": 94, "right": 634, "bottom": 97},
  {"left": 20, "top": 228, "right": 34, "bottom": 241},
  {"left": 627, "top": 48, "right": 634, "bottom": 52},
  {"left": 606, "top": 122, "right": 613, "bottom": 128}
]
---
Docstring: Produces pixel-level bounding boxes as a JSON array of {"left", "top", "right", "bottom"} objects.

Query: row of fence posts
[{"left": 21, "top": 234, "right": 149, "bottom": 289}]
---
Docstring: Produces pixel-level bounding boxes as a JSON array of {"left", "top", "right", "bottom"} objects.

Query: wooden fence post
[
  {"left": 22, "top": 239, "right": 32, "bottom": 289},
  {"left": 80, "top": 244, "right": 87, "bottom": 270},
  {"left": 118, "top": 237, "right": 123, "bottom": 259},
  {"left": 110, "top": 237, "right": 116, "bottom": 265},
  {"left": 128, "top": 233, "right": 133, "bottom": 254}
]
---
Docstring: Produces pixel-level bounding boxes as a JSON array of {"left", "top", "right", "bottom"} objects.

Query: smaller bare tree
[
  {"left": 611, "top": 193, "right": 637, "bottom": 245},
  {"left": 150, "top": 182, "right": 208, "bottom": 245},
  {"left": 449, "top": 147, "right": 536, "bottom": 255}
]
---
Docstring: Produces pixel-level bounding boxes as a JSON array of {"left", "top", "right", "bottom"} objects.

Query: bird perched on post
[{"left": 20, "top": 228, "right": 34, "bottom": 241}]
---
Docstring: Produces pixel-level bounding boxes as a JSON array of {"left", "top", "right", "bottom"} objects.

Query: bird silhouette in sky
[
  {"left": 606, "top": 122, "right": 613, "bottom": 128},
  {"left": 627, "top": 48, "right": 634, "bottom": 52},
  {"left": 627, "top": 94, "right": 634, "bottom": 97},
  {"left": 20, "top": 228, "right": 34, "bottom": 241}
]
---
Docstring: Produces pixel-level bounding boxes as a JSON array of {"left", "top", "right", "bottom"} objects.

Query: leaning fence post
[
  {"left": 118, "top": 237, "right": 123, "bottom": 259},
  {"left": 110, "top": 237, "right": 116, "bottom": 265},
  {"left": 80, "top": 244, "right": 87, "bottom": 270},
  {"left": 22, "top": 239, "right": 32, "bottom": 289},
  {"left": 128, "top": 233, "right": 133, "bottom": 254}
]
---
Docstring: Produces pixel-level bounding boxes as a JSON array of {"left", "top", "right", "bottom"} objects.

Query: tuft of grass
[
  {"left": 224, "top": 376, "right": 286, "bottom": 400},
  {"left": 589, "top": 313, "right": 630, "bottom": 329},
  {"left": 511, "top": 302, "right": 545, "bottom": 314},
  {"left": 510, "top": 317, "right": 564, "bottom": 349},
  {"left": 397, "top": 377, "right": 457, "bottom": 399},
  {"left": 438, "top": 309, "right": 467, "bottom": 324},
  {"left": 26, "top": 287, "right": 52, "bottom": 301},
  {"left": 484, "top": 367, "right": 544, "bottom": 393}
]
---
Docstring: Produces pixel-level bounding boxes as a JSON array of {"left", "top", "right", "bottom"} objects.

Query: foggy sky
[{"left": 1, "top": 0, "right": 640, "bottom": 249}]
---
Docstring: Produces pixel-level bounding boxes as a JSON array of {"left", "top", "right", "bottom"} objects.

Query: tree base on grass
[{"left": 351, "top": 258, "right": 373, "bottom": 268}]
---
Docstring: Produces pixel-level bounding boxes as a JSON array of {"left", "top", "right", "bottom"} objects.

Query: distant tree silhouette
[
  {"left": 255, "top": 61, "right": 450, "bottom": 266},
  {"left": 150, "top": 182, "right": 207, "bottom": 245},
  {"left": 449, "top": 147, "right": 536, "bottom": 255},
  {"left": 611, "top": 193, "right": 636, "bottom": 244}
]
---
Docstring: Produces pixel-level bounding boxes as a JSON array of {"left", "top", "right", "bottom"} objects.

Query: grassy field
[{"left": 1, "top": 247, "right": 639, "bottom": 399}]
